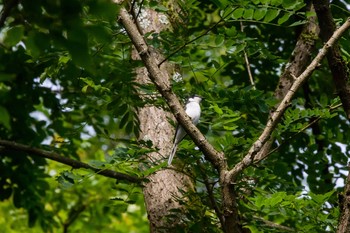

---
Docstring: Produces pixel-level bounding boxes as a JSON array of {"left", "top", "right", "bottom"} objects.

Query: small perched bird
[{"left": 168, "top": 95, "right": 202, "bottom": 166}]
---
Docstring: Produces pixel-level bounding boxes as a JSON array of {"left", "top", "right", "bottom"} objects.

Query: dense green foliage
[{"left": 0, "top": 0, "right": 350, "bottom": 232}]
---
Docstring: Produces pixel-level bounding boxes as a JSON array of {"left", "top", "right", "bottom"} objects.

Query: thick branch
[
  {"left": 0, "top": 139, "right": 141, "bottom": 183},
  {"left": 227, "top": 17, "right": 350, "bottom": 181},
  {"left": 313, "top": 0, "right": 350, "bottom": 119},
  {"left": 118, "top": 8, "right": 226, "bottom": 171}
]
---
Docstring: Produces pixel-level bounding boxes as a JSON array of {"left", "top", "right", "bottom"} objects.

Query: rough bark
[
  {"left": 120, "top": 6, "right": 196, "bottom": 232},
  {"left": 221, "top": 174, "right": 246, "bottom": 233},
  {"left": 313, "top": 0, "right": 350, "bottom": 119},
  {"left": 337, "top": 164, "right": 350, "bottom": 233},
  {"left": 118, "top": 6, "right": 246, "bottom": 232},
  {"left": 254, "top": 6, "right": 319, "bottom": 162}
]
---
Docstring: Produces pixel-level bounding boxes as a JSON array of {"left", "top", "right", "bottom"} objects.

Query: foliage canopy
[{"left": 0, "top": 0, "right": 350, "bottom": 232}]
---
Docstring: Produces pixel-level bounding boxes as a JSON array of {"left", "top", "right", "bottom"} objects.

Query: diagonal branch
[
  {"left": 0, "top": 139, "right": 141, "bottom": 183},
  {"left": 254, "top": 4, "right": 318, "bottom": 162},
  {"left": 313, "top": 0, "right": 350, "bottom": 119},
  {"left": 119, "top": 7, "right": 241, "bottom": 232},
  {"left": 118, "top": 7, "right": 226, "bottom": 172},
  {"left": 227, "top": 17, "right": 350, "bottom": 181}
]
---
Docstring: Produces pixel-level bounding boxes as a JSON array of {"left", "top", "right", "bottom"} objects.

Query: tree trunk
[
  {"left": 254, "top": 5, "right": 318, "bottom": 162},
  {"left": 337, "top": 164, "right": 350, "bottom": 232},
  {"left": 313, "top": 0, "right": 350, "bottom": 119},
  {"left": 127, "top": 6, "right": 195, "bottom": 232}
]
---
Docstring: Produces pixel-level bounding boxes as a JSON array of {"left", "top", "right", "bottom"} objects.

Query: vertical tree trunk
[
  {"left": 337, "top": 164, "right": 350, "bottom": 232},
  {"left": 126, "top": 6, "right": 195, "bottom": 232}
]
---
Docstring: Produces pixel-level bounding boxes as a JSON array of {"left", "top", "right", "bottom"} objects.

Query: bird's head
[{"left": 188, "top": 95, "right": 202, "bottom": 103}]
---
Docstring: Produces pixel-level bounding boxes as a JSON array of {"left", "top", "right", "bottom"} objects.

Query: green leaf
[
  {"left": 153, "top": 5, "right": 168, "bottom": 12},
  {"left": 309, "top": 190, "right": 335, "bottom": 204},
  {"left": 223, "top": 125, "right": 238, "bottom": 130},
  {"left": 270, "top": 0, "right": 282, "bottom": 6},
  {"left": 264, "top": 9, "right": 280, "bottom": 22},
  {"left": 243, "top": 8, "right": 254, "bottom": 20},
  {"left": 89, "top": 160, "right": 107, "bottom": 168},
  {"left": 225, "top": 26, "right": 237, "bottom": 37},
  {"left": 232, "top": 8, "right": 245, "bottom": 19},
  {"left": 215, "top": 35, "right": 225, "bottom": 46},
  {"left": 4, "top": 25, "right": 24, "bottom": 46},
  {"left": 253, "top": 8, "right": 267, "bottom": 21},
  {"left": 66, "top": 28, "right": 92, "bottom": 69},
  {"left": 278, "top": 12, "right": 292, "bottom": 25},
  {"left": 288, "top": 20, "right": 307, "bottom": 27},
  {"left": 210, "top": 104, "right": 223, "bottom": 115},
  {"left": 0, "top": 106, "right": 11, "bottom": 130},
  {"left": 0, "top": 73, "right": 16, "bottom": 82},
  {"left": 282, "top": 0, "right": 305, "bottom": 10},
  {"left": 265, "top": 192, "right": 286, "bottom": 206}
]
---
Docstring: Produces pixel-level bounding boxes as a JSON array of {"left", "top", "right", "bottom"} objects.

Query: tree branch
[
  {"left": 197, "top": 161, "right": 224, "bottom": 228},
  {"left": 240, "top": 21, "right": 256, "bottom": 90},
  {"left": 119, "top": 8, "right": 246, "bottom": 232},
  {"left": 254, "top": 6, "right": 318, "bottom": 162},
  {"left": 227, "top": 17, "right": 350, "bottom": 181},
  {"left": 313, "top": 0, "right": 350, "bottom": 120},
  {"left": 0, "top": 139, "right": 141, "bottom": 183},
  {"left": 118, "top": 7, "right": 227, "bottom": 172}
]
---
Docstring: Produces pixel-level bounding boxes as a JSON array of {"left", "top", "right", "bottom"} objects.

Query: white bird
[{"left": 168, "top": 95, "right": 202, "bottom": 166}]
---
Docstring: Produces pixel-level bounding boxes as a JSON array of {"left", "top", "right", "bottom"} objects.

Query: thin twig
[
  {"left": 197, "top": 161, "right": 224, "bottom": 228},
  {"left": 136, "top": 0, "right": 145, "bottom": 20},
  {"left": 130, "top": 0, "right": 145, "bottom": 35},
  {"left": 240, "top": 22, "right": 256, "bottom": 89},
  {"left": 130, "top": 0, "right": 137, "bottom": 15}
]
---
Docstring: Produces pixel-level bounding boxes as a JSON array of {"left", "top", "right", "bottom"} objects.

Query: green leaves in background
[
  {"left": 0, "top": 106, "right": 11, "bottom": 130},
  {"left": 244, "top": 190, "right": 338, "bottom": 232},
  {"left": 229, "top": 0, "right": 305, "bottom": 25},
  {"left": 3, "top": 25, "right": 24, "bottom": 47},
  {"left": 0, "top": 0, "right": 350, "bottom": 231}
]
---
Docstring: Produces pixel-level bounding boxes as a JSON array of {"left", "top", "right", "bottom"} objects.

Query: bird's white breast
[{"left": 185, "top": 102, "right": 201, "bottom": 125}]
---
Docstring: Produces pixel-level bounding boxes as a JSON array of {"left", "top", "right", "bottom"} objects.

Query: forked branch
[{"left": 227, "top": 17, "right": 350, "bottom": 181}]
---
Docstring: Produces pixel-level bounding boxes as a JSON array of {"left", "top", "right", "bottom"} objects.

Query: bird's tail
[{"left": 168, "top": 143, "right": 178, "bottom": 166}]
